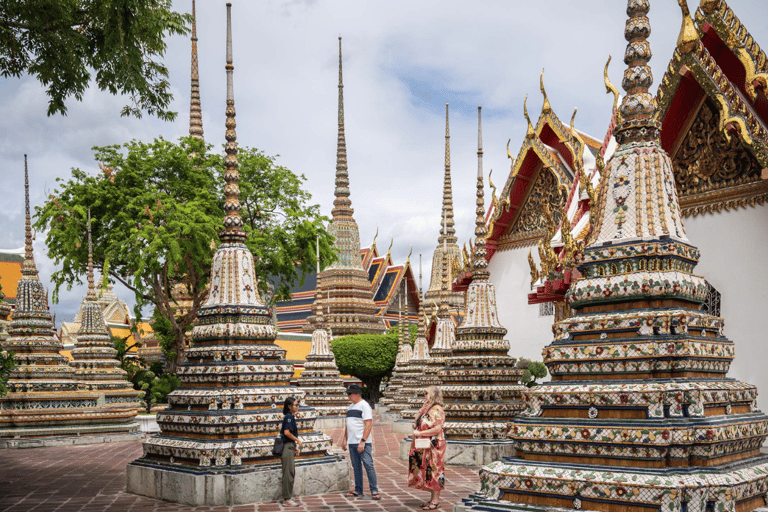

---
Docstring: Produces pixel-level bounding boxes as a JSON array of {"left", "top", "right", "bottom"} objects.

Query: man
[{"left": 342, "top": 384, "right": 381, "bottom": 500}]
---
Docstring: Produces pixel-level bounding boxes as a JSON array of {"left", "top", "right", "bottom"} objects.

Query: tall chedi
[
  {"left": 459, "top": 3, "right": 768, "bottom": 512},
  {"left": 425, "top": 104, "right": 464, "bottom": 313},
  {"left": 188, "top": 0, "right": 203, "bottom": 141},
  {"left": 0, "top": 156, "right": 140, "bottom": 447},
  {"left": 69, "top": 210, "right": 142, "bottom": 410},
  {"left": 440, "top": 107, "right": 524, "bottom": 466},
  {"left": 303, "top": 37, "right": 384, "bottom": 337},
  {"left": 379, "top": 290, "right": 414, "bottom": 409},
  {"left": 295, "top": 238, "right": 349, "bottom": 420},
  {"left": 126, "top": 5, "right": 346, "bottom": 505},
  {"left": 386, "top": 292, "right": 420, "bottom": 417}
]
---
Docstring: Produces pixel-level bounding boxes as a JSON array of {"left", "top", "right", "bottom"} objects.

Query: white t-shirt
[{"left": 346, "top": 399, "right": 372, "bottom": 445}]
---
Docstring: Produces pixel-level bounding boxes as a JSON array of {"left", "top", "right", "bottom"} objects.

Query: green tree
[
  {"left": 35, "top": 136, "right": 335, "bottom": 373},
  {"left": 516, "top": 357, "right": 548, "bottom": 388},
  {"left": 0, "top": 0, "right": 190, "bottom": 120},
  {"left": 0, "top": 351, "right": 15, "bottom": 396},
  {"left": 331, "top": 328, "right": 399, "bottom": 405}
]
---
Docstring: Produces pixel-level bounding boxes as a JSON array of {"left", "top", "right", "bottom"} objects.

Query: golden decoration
[
  {"left": 677, "top": 0, "right": 699, "bottom": 54},
  {"left": 489, "top": 168, "right": 498, "bottom": 206},
  {"left": 540, "top": 68, "right": 551, "bottom": 113},
  {"left": 524, "top": 95, "right": 535, "bottom": 139},
  {"left": 527, "top": 249, "right": 539, "bottom": 287}
]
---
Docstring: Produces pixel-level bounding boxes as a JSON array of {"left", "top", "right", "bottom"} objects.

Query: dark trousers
[{"left": 281, "top": 442, "right": 296, "bottom": 500}]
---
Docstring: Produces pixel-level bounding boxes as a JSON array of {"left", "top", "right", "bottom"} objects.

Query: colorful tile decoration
[
  {"left": 468, "top": 2, "right": 768, "bottom": 511},
  {"left": 135, "top": 9, "right": 336, "bottom": 470},
  {"left": 441, "top": 108, "right": 525, "bottom": 441},
  {"left": 0, "top": 158, "right": 140, "bottom": 440},
  {"left": 379, "top": 317, "right": 413, "bottom": 407}
]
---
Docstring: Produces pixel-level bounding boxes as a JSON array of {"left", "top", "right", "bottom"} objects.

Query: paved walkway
[{"left": 0, "top": 415, "right": 480, "bottom": 512}]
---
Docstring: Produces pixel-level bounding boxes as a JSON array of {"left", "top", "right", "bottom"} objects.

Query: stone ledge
[
  {"left": 313, "top": 416, "right": 345, "bottom": 431},
  {"left": 392, "top": 419, "right": 414, "bottom": 434},
  {"left": 0, "top": 431, "right": 144, "bottom": 449},
  {"left": 400, "top": 438, "right": 516, "bottom": 466},
  {"left": 126, "top": 455, "right": 349, "bottom": 506}
]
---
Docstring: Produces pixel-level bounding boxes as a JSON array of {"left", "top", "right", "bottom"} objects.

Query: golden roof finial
[
  {"left": 677, "top": 0, "right": 699, "bottom": 54},
  {"left": 406, "top": 244, "right": 412, "bottom": 264},
  {"left": 527, "top": 249, "right": 539, "bottom": 287},
  {"left": 489, "top": 168, "right": 498, "bottom": 206},
  {"left": 372, "top": 224, "right": 378, "bottom": 249},
  {"left": 524, "top": 95, "right": 534, "bottom": 139},
  {"left": 506, "top": 138, "right": 514, "bottom": 164},
  {"left": 540, "top": 68, "right": 551, "bottom": 113},
  {"left": 604, "top": 56, "right": 620, "bottom": 115},
  {"left": 386, "top": 236, "right": 393, "bottom": 259}
]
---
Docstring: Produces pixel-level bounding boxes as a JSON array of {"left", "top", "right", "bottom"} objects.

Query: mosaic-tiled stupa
[
  {"left": 425, "top": 104, "right": 465, "bottom": 313},
  {"left": 379, "top": 304, "right": 413, "bottom": 408},
  {"left": 387, "top": 300, "right": 421, "bottom": 416},
  {"left": 69, "top": 211, "right": 142, "bottom": 408},
  {"left": 126, "top": 6, "right": 345, "bottom": 505},
  {"left": 303, "top": 37, "right": 385, "bottom": 337},
  {"left": 441, "top": 107, "right": 524, "bottom": 443},
  {"left": 295, "top": 246, "right": 348, "bottom": 418},
  {"left": 461, "top": 3, "right": 768, "bottom": 512},
  {"left": 0, "top": 157, "right": 140, "bottom": 445},
  {"left": 399, "top": 308, "right": 431, "bottom": 421}
]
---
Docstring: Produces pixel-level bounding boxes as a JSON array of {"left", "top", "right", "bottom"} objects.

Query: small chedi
[
  {"left": 399, "top": 312, "right": 431, "bottom": 421},
  {"left": 126, "top": 5, "right": 344, "bottom": 505},
  {"left": 295, "top": 249, "right": 348, "bottom": 418},
  {"left": 302, "top": 37, "right": 385, "bottom": 337},
  {"left": 0, "top": 157, "right": 140, "bottom": 445},
  {"left": 462, "top": 3, "right": 768, "bottom": 512},
  {"left": 379, "top": 306, "right": 413, "bottom": 409},
  {"left": 69, "top": 211, "right": 142, "bottom": 408},
  {"left": 387, "top": 308, "right": 421, "bottom": 417},
  {"left": 440, "top": 107, "right": 524, "bottom": 454}
]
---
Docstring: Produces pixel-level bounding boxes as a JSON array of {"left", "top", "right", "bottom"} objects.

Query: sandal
[
  {"left": 371, "top": 492, "right": 382, "bottom": 500},
  {"left": 345, "top": 491, "right": 360, "bottom": 497},
  {"left": 423, "top": 502, "right": 440, "bottom": 510}
]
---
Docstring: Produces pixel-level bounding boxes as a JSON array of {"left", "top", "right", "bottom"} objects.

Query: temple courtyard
[{"left": 0, "top": 414, "right": 481, "bottom": 512}]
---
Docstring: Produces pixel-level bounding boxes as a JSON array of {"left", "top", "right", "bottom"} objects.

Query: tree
[
  {"left": 35, "top": 136, "right": 335, "bottom": 373},
  {"left": 331, "top": 328, "right": 399, "bottom": 405},
  {"left": 516, "top": 357, "right": 548, "bottom": 388},
  {"left": 0, "top": 0, "right": 190, "bottom": 120},
  {"left": 0, "top": 351, "right": 15, "bottom": 396}
]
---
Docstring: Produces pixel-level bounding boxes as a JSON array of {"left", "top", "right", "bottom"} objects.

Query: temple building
[
  {"left": 126, "top": 7, "right": 346, "bottom": 504},
  {"left": 460, "top": 2, "right": 768, "bottom": 511},
  {"left": 0, "top": 157, "right": 140, "bottom": 447},
  {"left": 0, "top": 249, "right": 23, "bottom": 308}
]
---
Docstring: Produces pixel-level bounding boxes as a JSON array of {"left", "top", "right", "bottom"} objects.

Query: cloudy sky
[{"left": 1, "top": 0, "right": 765, "bottom": 324}]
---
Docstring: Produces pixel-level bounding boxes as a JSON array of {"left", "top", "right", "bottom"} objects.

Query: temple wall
[
  {"left": 488, "top": 247, "right": 554, "bottom": 366},
  {"left": 683, "top": 203, "right": 768, "bottom": 414}
]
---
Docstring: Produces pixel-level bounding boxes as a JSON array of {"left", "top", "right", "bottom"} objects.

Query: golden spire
[
  {"left": 86, "top": 209, "right": 97, "bottom": 301},
  {"left": 540, "top": 68, "right": 551, "bottom": 113},
  {"left": 189, "top": 0, "right": 204, "bottom": 140},
  {"left": 472, "top": 106, "right": 489, "bottom": 279},
  {"left": 677, "top": 0, "right": 699, "bottom": 54},
  {"left": 438, "top": 103, "right": 456, "bottom": 244},
  {"left": 221, "top": 2, "right": 245, "bottom": 242},
  {"left": 523, "top": 95, "right": 534, "bottom": 139},
  {"left": 332, "top": 36, "right": 354, "bottom": 220},
  {"left": 22, "top": 154, "right": 37, "bottom": 276}
]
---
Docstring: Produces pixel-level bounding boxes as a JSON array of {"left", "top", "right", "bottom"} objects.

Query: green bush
[{"left": 331, "top": 330, "right": 399, "bottom": 404}]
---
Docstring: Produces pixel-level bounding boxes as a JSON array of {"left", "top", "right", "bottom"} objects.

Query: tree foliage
[
  {"left": 35, "top": 136, "right": 335, "bottom": 373},
  {"left": 331, "top": 329, "right": 399, "bottom": 405},
  {"left": 516, "top": 357, "right": 548, "bottom": 388},
  {"left": 0, "top": 350, "right": 16, "bottom": 396},
  {"left": 0, "top": 0, "right": 190, "bottom": 120}
]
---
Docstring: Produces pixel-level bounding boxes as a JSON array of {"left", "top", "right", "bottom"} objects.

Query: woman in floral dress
[{"left": 408, "top": 385, "right": 446, "bottom": 510}]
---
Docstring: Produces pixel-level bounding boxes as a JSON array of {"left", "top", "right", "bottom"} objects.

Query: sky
[{"left": 1, "top": 0, "right": 766, "bottom": 325}]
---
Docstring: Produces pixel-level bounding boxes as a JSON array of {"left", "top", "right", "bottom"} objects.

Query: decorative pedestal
[
  {"left": 400, "top": 437, "right": 516, "bottom": 466},
  {"left": 127, "top": 455, "right": 349, "bottom": 506}
]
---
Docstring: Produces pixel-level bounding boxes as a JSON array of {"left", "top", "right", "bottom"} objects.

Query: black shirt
[{"left": 281, "top": 412, "right": 298, "bottom": 443}]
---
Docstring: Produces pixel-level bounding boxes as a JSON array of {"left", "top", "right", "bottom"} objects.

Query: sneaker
[{"left": 283, "top": 499, "right": 299, "bottom": 506}]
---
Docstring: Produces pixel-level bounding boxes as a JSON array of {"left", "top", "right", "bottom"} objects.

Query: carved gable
[
  {"left": 672, "top": 100, "right": 768, "bottom": 217},
  {"left": 498, "top": 168, "right": 563, "bottom": 250}
]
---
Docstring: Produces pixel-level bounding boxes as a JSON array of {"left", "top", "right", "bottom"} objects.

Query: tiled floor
[{"left": 0, "top": 415, "right": 480, "bottom": 512}]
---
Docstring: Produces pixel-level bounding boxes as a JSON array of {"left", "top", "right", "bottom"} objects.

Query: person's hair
[
  {"left": 283, "top": 396, "right": 297, "bottom": 415},
  {"left": 426, "top": 385, "right": 443, "bottom": 407}
]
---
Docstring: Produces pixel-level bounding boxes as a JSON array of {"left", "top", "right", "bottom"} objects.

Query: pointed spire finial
[
  {"left": 438, "top": 103, "right": 456, "bottom": 244},
  {"left": 473, "top": 106, "right": 489, "bottom": 278},
  {"left": 331, "top": 36, "right": 354, "bottom": 220},
  {"left": 604, "top": 56, "right": 620, "bottom": 116},
  {"left": 372, "top": 225, "right": 378, "bottom": 249},
  {"left": 540, "top": 69, "right": 551, "bottom": 113},
  {"left": 386, "top": 236, "right": 393, "bottom": 259},
  {"left": 677, "top": 0, "right": 699, "bottom": 53},
  {"left": 86, "top": 208, "right": 97, "bottom": 300},
  {"left": 221, "top": 2, "right": 244, "bottom": 242},
  {"left": 406, "top": 244, "right": 412, "bottom": 264},
  {"left": 23, "top": 154, "right": 37, "bottom": 275},
  {"left": 524, "top": 95, "right": 535, "bottom": 139},
  {"left": 189, "top": 0, "right": 204, "bottom": 140}
]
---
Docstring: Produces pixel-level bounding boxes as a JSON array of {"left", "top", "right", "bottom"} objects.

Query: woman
[
  {"left": 408, "top": 385, "right": 446, "bottom": 510},
  {"left": 280, "top": 396, "right": 303, "bottom": 507}
]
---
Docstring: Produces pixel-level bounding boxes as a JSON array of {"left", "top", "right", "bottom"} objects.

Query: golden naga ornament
[{"left": 527, "top": 249, "right": 539, "bottom": 287}]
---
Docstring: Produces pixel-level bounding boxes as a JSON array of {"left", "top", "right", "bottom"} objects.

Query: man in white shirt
[{"left": 341, "top": 384, "right": 380, "bottom": 500}]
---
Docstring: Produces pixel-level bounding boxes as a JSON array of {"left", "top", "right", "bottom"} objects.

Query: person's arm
[
  {"left": 283, "top": 416, "right": 302, "bottom": 448},
  {"left": 412, "top": 407, "right": 444, "bottom": 437},
  {"left": 341, "top": 422, "right": 348, "bottom": 450},
  {"left": 357, "top": 419, "right": 372, "bottom": 452}
]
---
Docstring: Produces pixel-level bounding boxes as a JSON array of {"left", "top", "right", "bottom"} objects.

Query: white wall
[
  {"left": 684, "top": 204, "right": 768, "bottom": 413},
  {"left": 488, "top": 247, "right": 556, "bottom": 367}
]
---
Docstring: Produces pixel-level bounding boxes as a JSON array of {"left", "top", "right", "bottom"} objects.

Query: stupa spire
[
  {"left": 22, "top": 155, "right": 36, "bottom": 276},
  {"left": 473, "top": 106, "right": 489, "bottom": 279},
  {"left": 438, "top": 103, "right": 456, "bottom": 244},
  {"left": 221, "top": 2, "right": 244, "bottom": 243},
  {"left": 331, "top": 36, "right": 353, "bottom": 220},
  {"left": 189, "top": 0, "right": 204, "bottom": 140},
  {"left": 86, "top": 209, "right": 96, "bottom": 301}
]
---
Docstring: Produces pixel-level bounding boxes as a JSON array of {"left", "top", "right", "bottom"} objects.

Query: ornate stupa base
[
  {"left": 400, "top": 436, "right": 516, "bottom": 466},
  {"left": 456, "top": 456, "right": 768, "bottom": 512},
  {"left": 0, "top": 424, "right": 142, "bottom": 449},
  {"left": 127, "top": 454, "right": 348, "bottom": 506}
]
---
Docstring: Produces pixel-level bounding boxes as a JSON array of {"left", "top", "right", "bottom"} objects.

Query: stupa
[
  {"left": 294, "top": 240, "right": 349, "bottom": 422},
  {"left": 126, "top": 5, "right": 347, "bottom": 505},
  {"left": 379, "top": 301, "right": 413, "bottom": 409},
  {"left": 0, "top": 157, "right": 141, "bottom": 447},
  {"left": 303, "top": 37, "right": 385, "bottom": 337},
  {"left": 458, "top": 3, "right": 768, "bottom": 512},
  {"left": 386, "top": 297, "right": 420, "bottom": 417},
  {"left": 439, "top": 107, "right": 525, "bottom": 465},
  {"left": 69, "top": 211, "right": 142, "bottom": 409},
  {"left": 425, "top": 104, "right": 465, "bottom": 313}
]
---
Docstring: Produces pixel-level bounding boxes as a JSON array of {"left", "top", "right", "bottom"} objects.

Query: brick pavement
[{"left": 0, "top": 415, "right": 481, "bottom": 512}]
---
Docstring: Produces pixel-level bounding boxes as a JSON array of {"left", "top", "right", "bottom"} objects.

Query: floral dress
[{"left": 407, "top": 404, "right": 446, "bottom": 492}]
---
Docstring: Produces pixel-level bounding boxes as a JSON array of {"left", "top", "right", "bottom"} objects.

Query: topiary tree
[
  {"left": 516, "top": 357, "right": 548, "bottom": 388},
  {"left": 331, "top": 329, "right": 399, "bottom": 405}
]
